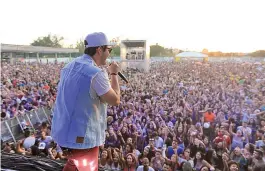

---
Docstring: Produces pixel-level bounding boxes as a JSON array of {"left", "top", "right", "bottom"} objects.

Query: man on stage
[{"left": 51, "top": 32, "right": 121, "bottom": 171}]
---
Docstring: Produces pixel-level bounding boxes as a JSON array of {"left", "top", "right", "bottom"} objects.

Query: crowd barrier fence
[{"left": 1, "top": 107, "right": 52, "bottom": 143}]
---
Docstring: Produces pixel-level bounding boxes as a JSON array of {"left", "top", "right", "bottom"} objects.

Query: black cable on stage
[{"left": 1, "top": 152, "right": 66, "bottom": 171}]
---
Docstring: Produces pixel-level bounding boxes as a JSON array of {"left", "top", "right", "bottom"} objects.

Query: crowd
[
  {"left": 1, "top": 62, "right": 63, "bottom": 119},
  {"left": 1, "top": 60, "right": 265, "bottom": 171}
]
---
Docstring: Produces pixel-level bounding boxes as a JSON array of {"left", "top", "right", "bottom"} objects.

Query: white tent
[
  {"left": 176, "top": 52, "right": 208, "bottom": 58},
  {"left": 175, "top": 52, "right": 208, "bottom": 61}
]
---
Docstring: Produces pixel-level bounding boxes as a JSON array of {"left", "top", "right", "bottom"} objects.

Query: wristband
[{"left": 110, "top": 73, "right": 118, "bottom": 75}]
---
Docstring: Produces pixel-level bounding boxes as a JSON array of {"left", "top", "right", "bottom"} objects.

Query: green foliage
[
  {"left": 249, "top": 50, "right": 265, "bottom": 57},
  {"left": 75, "top": 39, "right": 85, "bottom": 53},
  {"left": 68, "top": 44, "right": 74, "bottom": 48},
  {"left": 207, "top": 51, "right": 246, "bottom": 57},
  {"left": 150, "top": 44, "right": 175, "bottom": 57},
  {"left": 31, "top": 34, "right": 64, "bottom": 48},
  {"left": 110, "top": 46, "right": 120, "bottom": 56}
]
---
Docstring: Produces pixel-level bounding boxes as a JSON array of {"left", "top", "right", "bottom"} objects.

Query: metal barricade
[
  {"left": 1, "top": 121, "right": 14, "bottom": 142},
  {"left": 37, "top": 108, "right": 50, "bottom": 124},
  {"left": 26, "top": 110, "right": 41, "bottom": 129},
  {"left": 1, "top": 107, "right": 53, "bottom": 143},
  {"left": 16, "top": 114, "right": 33, "bottom": 130},
  {"left": 6, "top": 117, "right": 24, "bottom": 142},
  {"left": 43, "top": 107, "right": 53, "bottom": 117},
  {"left": 43, "top": 107, "right": 52, "bottom": 123}
]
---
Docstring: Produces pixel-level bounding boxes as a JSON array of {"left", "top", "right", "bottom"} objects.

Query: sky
[{"left": 0, "top": 0, "right": 265, "bottom": 53}]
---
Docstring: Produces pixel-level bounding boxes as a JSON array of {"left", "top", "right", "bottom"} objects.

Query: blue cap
[{"left": 84, "top": 32, "right": 111, "bottom": 48}]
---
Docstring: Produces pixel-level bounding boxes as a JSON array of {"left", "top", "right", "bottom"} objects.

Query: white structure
[
  {"left": 175, "top": 51, "right": 208, "bottom": 61},
  {"left": 120, "top": 40, "right": 150, "bottom": 72},
  {"left": 1, "top": 44, "right": 78, "bottom": 53},
  {"left": 1, "top": 43, "right": 79, "bottom": 64}
]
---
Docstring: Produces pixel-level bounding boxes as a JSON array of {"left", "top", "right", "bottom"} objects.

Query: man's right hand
[
  {"left": 100, "top": 61, "right": 121, "bottom": 106},
  {"left": 108, "top": 62, "right": 120, "bottom": 74}
]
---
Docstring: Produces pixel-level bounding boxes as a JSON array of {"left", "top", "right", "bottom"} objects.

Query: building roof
[
  {"left": 1, "top": 44, "right": 79, "bottom": 53},
  {"left": 121, "top": 40, "right": 146, "bottom": 48},
  {"left": 176, "top": 51, "right": 208, "bottom": 58}
]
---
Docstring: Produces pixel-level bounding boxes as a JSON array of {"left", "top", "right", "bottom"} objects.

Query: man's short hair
[
  {"left": 228, "top": 161, "right": 239, "bottom": 168},
  {"left": 172, "top": 139, "right": 179, "bottom": 143},
  {"left": 84, "top": 45, "right": 108, "bottom": 57}
]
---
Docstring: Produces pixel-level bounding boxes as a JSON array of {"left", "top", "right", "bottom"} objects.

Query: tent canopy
[{"left": 176, "top": 52, "right": 208, "bottom": 58}]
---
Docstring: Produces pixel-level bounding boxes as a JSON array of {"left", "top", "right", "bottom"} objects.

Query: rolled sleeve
[{"left": 91, "top": 69, "right": 111, "bottom": 96}]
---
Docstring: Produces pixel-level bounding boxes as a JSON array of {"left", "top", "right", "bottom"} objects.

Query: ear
[{"left": 96, "top": 47, "right": 101, "bottom": 54}]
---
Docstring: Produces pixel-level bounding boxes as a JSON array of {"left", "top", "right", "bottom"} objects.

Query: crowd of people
[
  {"left": 1, "top": 60, "right": 265, "bottom": 171},
  {"left": 1, "top": 62, "right": 63, "bottom": 120}
]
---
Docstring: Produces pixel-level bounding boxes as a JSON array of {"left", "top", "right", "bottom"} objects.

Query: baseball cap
[{"left": 84, "top": 32, "right": 112, "bottom": 48}]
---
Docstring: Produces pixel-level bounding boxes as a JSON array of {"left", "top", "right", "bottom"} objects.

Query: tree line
[{"left": 30, "top": 34, "right": 265, "bottom": 57}]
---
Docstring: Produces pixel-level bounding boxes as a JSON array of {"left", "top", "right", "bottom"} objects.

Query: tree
[
  {"left": 149, "top": 44, "right": 175, "bottom": 57},
  {"left": 202, "top": 48, "right": 208, "bottom": 54},
  {"left": 75, "top": 39, "right": 85, "bottom": 53},
  {"left": 108, "top": 37, "right": 120, "bottom": 56},
  {"left": 68, "top": 44, "right": 74, "bottom": 48},
  {"left": 31, "top": 34, "right": 64, "bottom": 47},
  {"left": 110, "top": 46, "right": 120, "bottom": 56},
  {"left": 179, "top": 49, "right": 184, "bottom": 53},
  {"left": 249, "top": 50, "right": 265, "bottom": 57},
  {"left": 164, "top": 48, "right": 175, "bottom": 57},
  {"left": 150, "top": 44, "right": 165, "bottom": 57}
]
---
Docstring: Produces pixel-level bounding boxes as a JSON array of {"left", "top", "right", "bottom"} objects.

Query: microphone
[
  {"left": 118, "top": 72, "right": 129, "bottom": 84},
  {"left": 108, "top": 63, "right": 129, "bottom": 83}
]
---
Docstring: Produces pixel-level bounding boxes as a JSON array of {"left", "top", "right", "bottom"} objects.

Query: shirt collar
[{"left": 83, "top": 54, "right": 98, "bottom": 67}]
